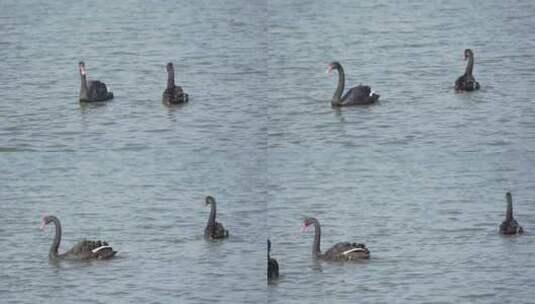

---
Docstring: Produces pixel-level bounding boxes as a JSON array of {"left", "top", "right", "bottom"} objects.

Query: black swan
[
  {"left": 40, "top": 215, "right": 117, "bottom": 260},
  {"left": 455, "top": 49, "right": 480, "bottom": 92},
  {"left": 204, "top": 196, "right": 229, "bottom": 240},
  {"left": 499, "top": 192, "right": 524, "bottom": 235},
  {"left": 78, "top": 61, "right": 114, "bottom": 102},
  {"left": 267, "top": 239, "right": 279, "bottom": 280},
  {"left": 302, "top": 217, "right": 369, "bottom": 261},
  {"left": 327, "top": 61, "right": 379, "bottom": 106},
  {"left": 162, "top": 62, "right": 188, "bottom": 104}
]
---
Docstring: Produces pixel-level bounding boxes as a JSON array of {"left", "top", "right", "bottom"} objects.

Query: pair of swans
[
  {"left": 297, "top": 192, "right": 522, "bottom": 264},
  {"left": 329, "top": 48, "right": 480, "bottom": 107},
  {"left": 266, "top": 216, "right": 370, "bottom": 281},
  {"left": 78, "top": 61, "right": 188, "bottom": 104},
  {"left": 41, "top": 196, "right": 228, "bottom": 261}
]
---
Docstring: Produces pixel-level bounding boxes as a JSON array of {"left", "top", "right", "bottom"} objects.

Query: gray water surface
[
  {"left": 1, "top": 1, "right": 266, "bottom": 303},
  {"left": 1, "top": 0, "right": 535, "bottom": 303},
  {"left": 267, "top": 0, "right": 535, "bottom": 303}
]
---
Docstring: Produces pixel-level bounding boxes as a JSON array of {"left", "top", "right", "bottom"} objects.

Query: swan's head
[
  {"left": 327, "top": 62, "right": 341, "bottom": 74},
  {"left": 205, "top": 195, "right": 216, "bottom": 206},
  {"left": 302, "top": 217, "right": 317, "bottom": 231},
  {"left": 506, "top": 192, "right": 512, "bottom": 203},
  {"left": 78, "top": 61, "right": 86, "bottom": 75},
  {"left": 464, "top": 49, "right": 473, "bottom": 60},
  {"left": 166, "top": 62, "right": 174, "bottom": 72},
  {"left": 40, "top": 215, "right": 53, "bottom": 230}
]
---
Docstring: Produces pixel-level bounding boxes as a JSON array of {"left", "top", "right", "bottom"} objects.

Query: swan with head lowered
[
  {"left": 455, "top": 49, "right": 480, "bottom": 92},
  {"left": 302, "top": 217, "right": 369, "bottom": 261},
  {"left": 78, "top": 61, "right": 114, "bottom": 102},
  {"left": 327, "top": 61, "right": 380, "bottom": 106},
  {"left": 40, "top": 215, "right": 117, "bottom": 261},
  {"left": 499, "top": 192, "right": 524, "bottom": 235},
  {"left": 267, "top": 239, "right": 279, "bottom": 280},
  {"left": 204, "top": 196, "right": 229, "bottom": 240},
  {"left": 162, "top": 62, "right": 188, "bottom": 104}
]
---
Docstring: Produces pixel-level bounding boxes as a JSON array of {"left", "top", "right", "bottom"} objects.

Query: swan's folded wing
[
  {"left": 174, "top": 85, "right": 184, "bottom": 94},
  {"left": 343, "top": 85, "right": 372, "bottom": 101},
  {"left": 324, "top": 242, "right": 353, "bottom": 256},
  {"left": 455, "top": 74, "right": 466, "bottom": 88},
  {"left": 324, "top": 241, "right": 369, "bottom": 258},
  {"left": 357, "top": 85, "right": 372, "bottom": 96},
  {"left": 268, "top": 257, "right": 279, "bottom": 279},
  {"left": 68, "top": 240, "right": 106, "bottom": 254},
  {"left": 95, "top": 81, "right": 108, "bottom": 97},
  {"left": 214, "top": 222, "right": 228, "bottom": 238},
  {"left": 87, "top": 80, "right": 108, "bottom": 97}
]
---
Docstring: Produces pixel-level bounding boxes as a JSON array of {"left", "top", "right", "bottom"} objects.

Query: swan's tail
[
  {"left": 370, "top": 92, "right": 380, "bottom": 102},
  {"left": 95, "top": 247, "right": 117, "bottom": 259},
  {"left": 92, "top": 243, "right": 117, "bottom": 259},
  {"left": 92, "top": 245, "right": 112, "bottom": 253},
  {"left": 342, "top": 248, "right": 366, "bottom": 255}
]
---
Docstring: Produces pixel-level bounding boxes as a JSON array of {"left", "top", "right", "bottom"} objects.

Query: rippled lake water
[
  {"left": 1, "top": 0, "right": 534, "bottom": 303},
  {"left": 1, "top": 0, "right": 266, "bottom": 303},
  {"left": 267, "top": 0, "right": 535, "bottom": 303}
]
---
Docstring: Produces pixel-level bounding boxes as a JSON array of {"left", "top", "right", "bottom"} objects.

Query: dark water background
[{"left": 1, "top": 0, "right": 534, "bottom": 303}]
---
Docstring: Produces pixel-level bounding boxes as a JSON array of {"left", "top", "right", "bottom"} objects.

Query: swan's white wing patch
[
  {"left": 370, "top": 90, "right": 375, "bottom": 96},
  {"left": 92, "top": 245, "right": 112, "bottom": 253},
  {"left": 342, "top": 248, "right": 366, "bottom": 255}
]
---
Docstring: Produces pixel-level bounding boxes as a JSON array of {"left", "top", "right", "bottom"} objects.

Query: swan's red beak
[
  {"left": 39, "top": 218, "right": 46, "bottom": 230},
  {"left": 326, "top": 65, "right": 333, "bottom": 74},
  {"left": 80, "top": 65, "right": 86, "bottom": 75},
  {"left": 301, "top": 223, "right": 310, "bottom": 232}
]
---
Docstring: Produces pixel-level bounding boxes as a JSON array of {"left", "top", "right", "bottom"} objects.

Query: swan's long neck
[
  {"left": 506, "top": 193, "right": 513, "bottom": 222},
  {"left": 332, "top": 66, "right": 345, "bottom": 104},
  {"left": 207, "top": 202, "right": 216, "bottom": 228},
  {"left": 167, "top": 69, "right": 175, "bottom": 90},
  {"left": 80, "top": 72, "right": 88, "bottom": 99},
  {"left": 311, "top": 219, "right": 321, "bottom": 257},
  {"left": 49, "top": 216, "right": 62, "bottom": 258},
  {"left": 465, "top": 54, "right": 474, "bottom": 76}
]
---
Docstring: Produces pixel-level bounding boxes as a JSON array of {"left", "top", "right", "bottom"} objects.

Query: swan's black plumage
[
  {"left": 204, "top": 196, "right": 229, "bottom": 240},
  {"left": 78, "top": 61, "right": 113, "bottom": 102},
  {"left": 455, "top": 49, "right": 480, "bottom": 92},
  {"left": 40, "top": 215, "right": 117, "bottom": 260},
  {"left": 162, "top": 62, "right": 188, "bottom": 104},
  {"left": 499, "top": 192, "right": 524, "bottom": 235},
  {"left": 268, "top": 239, "right": 279, "bottom": 280},
  {"left": 303, "top": 217, "right": 369, "bottom": 261},
  {"left": 327, "top": 61, "right": 379, "bottom": 106}
]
